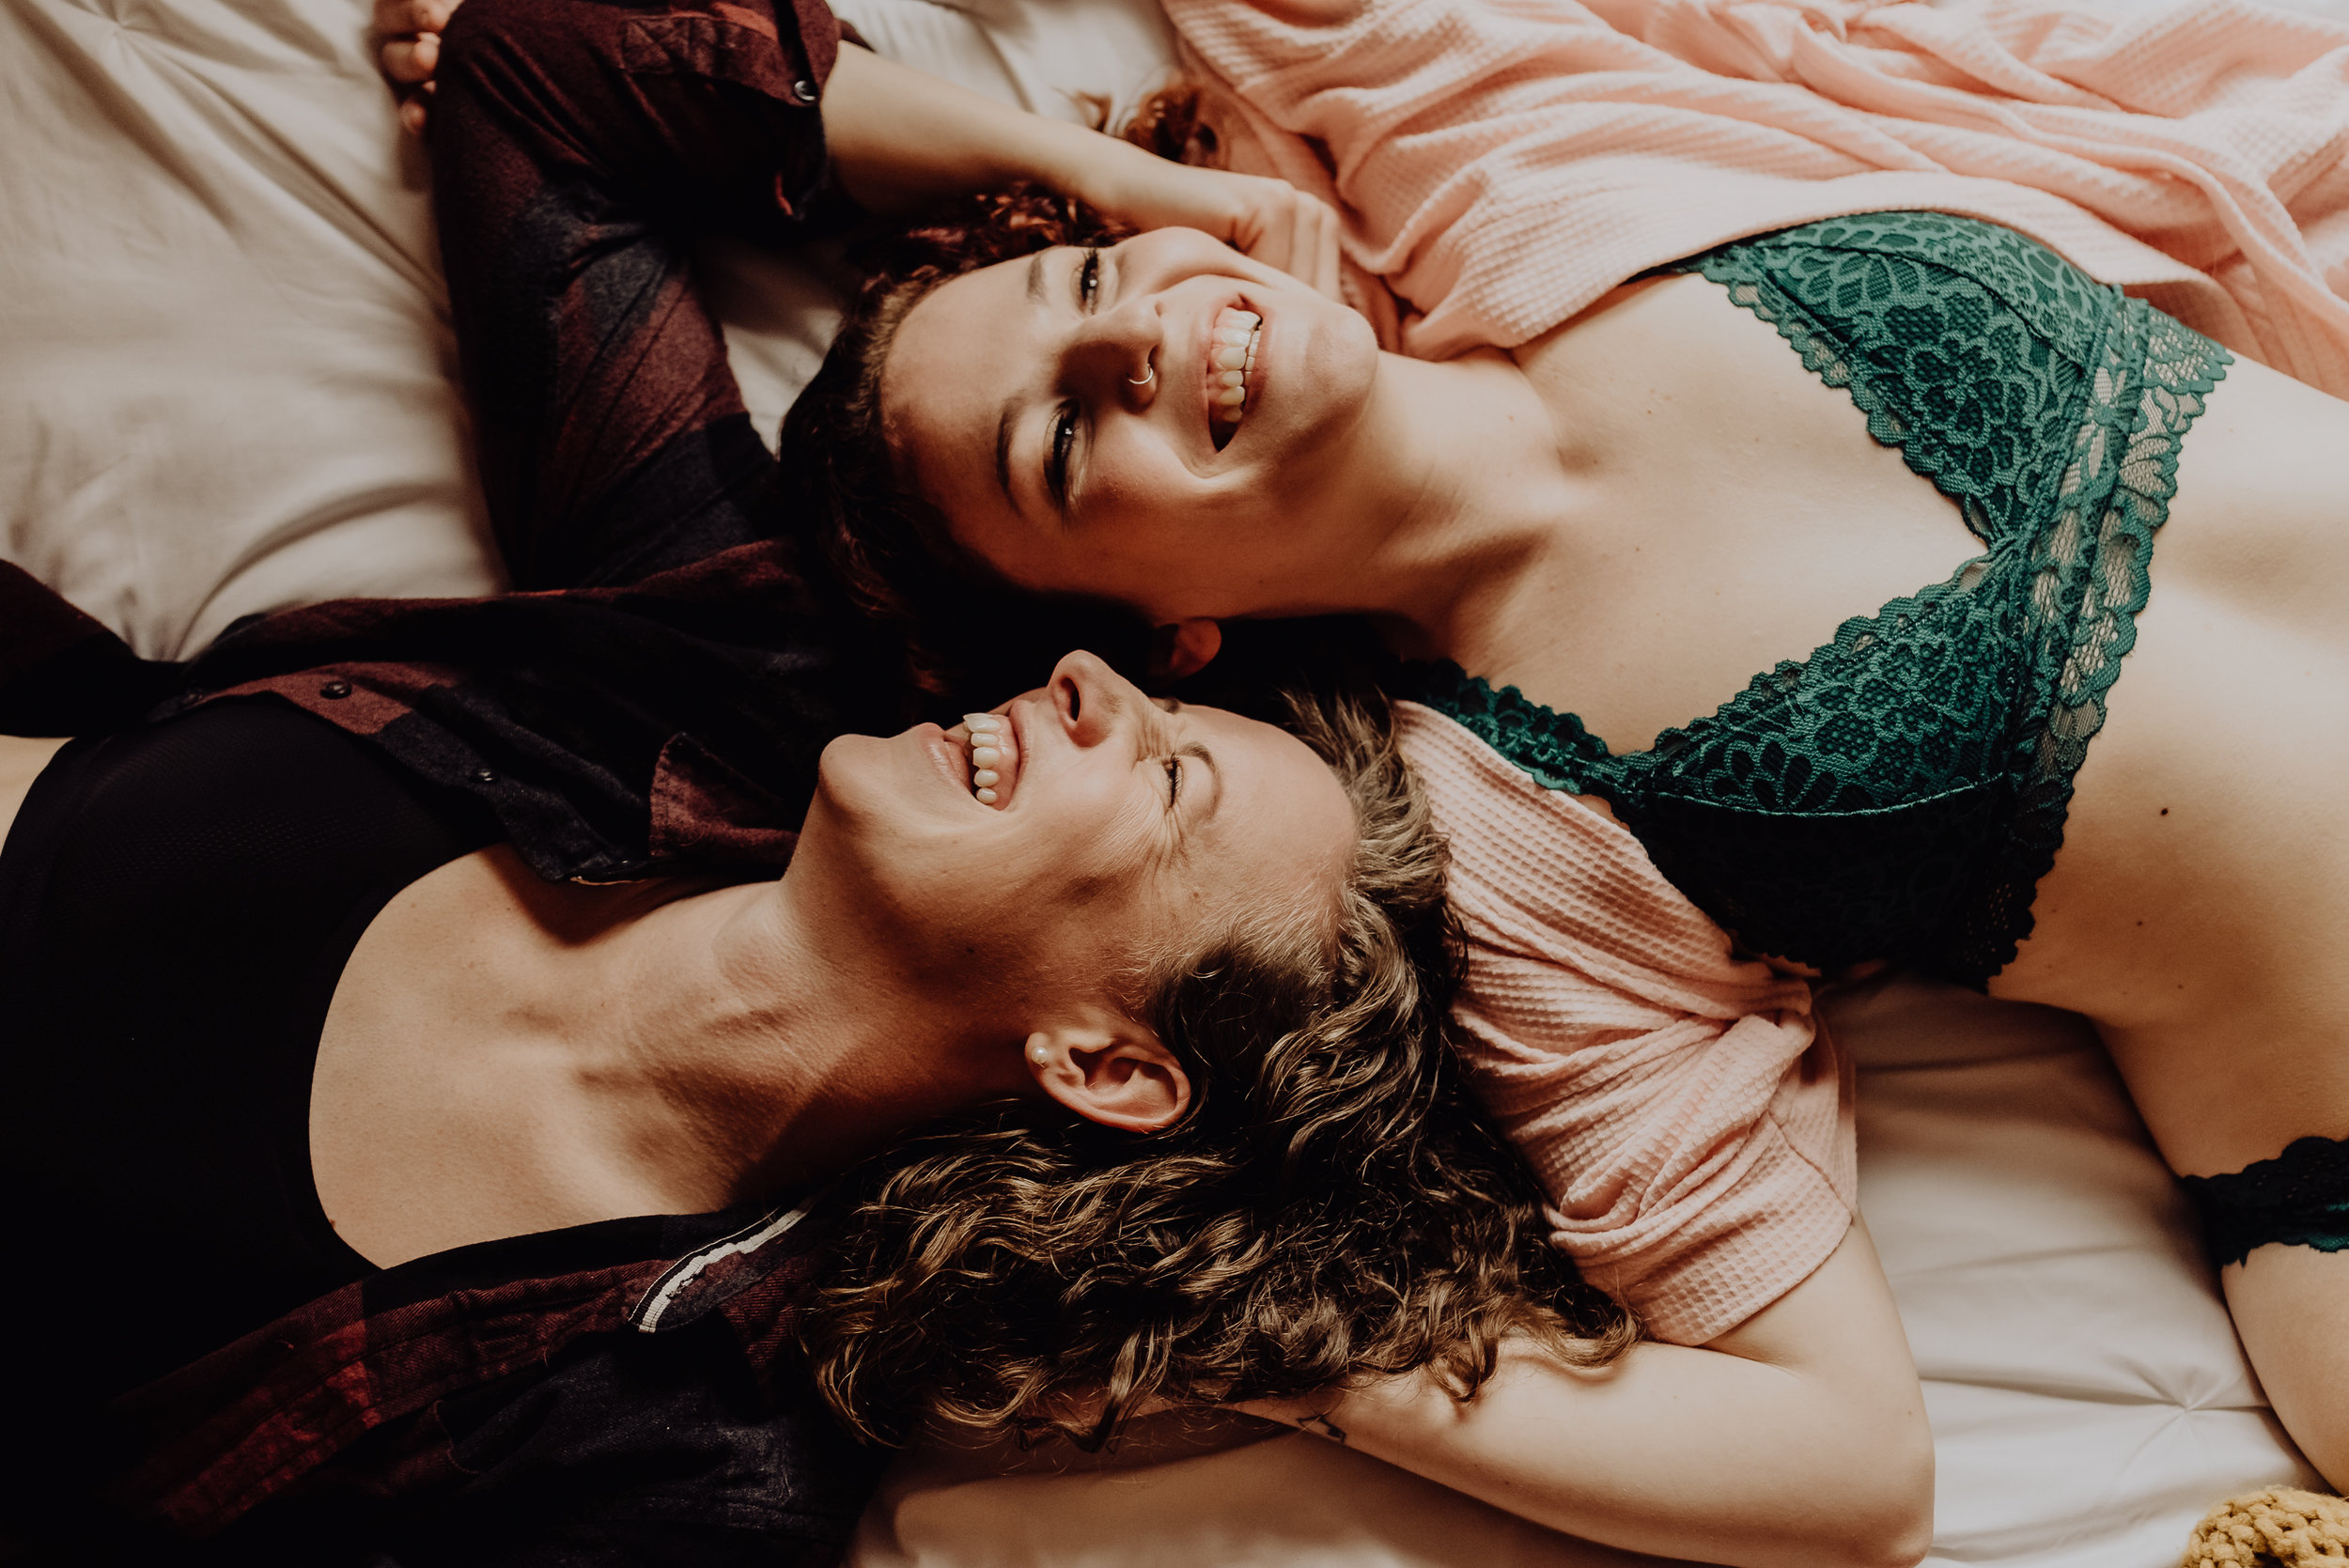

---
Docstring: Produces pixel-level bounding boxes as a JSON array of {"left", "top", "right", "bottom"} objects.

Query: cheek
[{"left": 1002, "top": 782, "right": 1166, "bottom": 926}]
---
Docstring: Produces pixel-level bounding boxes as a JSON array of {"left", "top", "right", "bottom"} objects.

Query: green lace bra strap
[{"left": 1402, "top": 660, "right": 1610, "bottom": 796}]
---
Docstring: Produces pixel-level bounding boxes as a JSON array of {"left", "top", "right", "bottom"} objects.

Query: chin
[{"left": 808, "top": 731, "right": 903, "bottom": 827}]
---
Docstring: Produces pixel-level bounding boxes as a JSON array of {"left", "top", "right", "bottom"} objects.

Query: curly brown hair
[{"left": 801, "top": 679, "right": 1636, "bottom": 1452}]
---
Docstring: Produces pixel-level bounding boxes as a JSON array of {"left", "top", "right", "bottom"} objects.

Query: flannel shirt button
[
  {"left": 792, "top": 77, "right": 817, "bottom": 103},
  {"left": 319, "top": 680, "right": 352, "bottom": 699},
  {"left": 473, "top": 768, "right": 497, "bottom": 784}
]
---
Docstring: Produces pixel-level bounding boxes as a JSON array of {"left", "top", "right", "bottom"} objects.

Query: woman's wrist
[{"left": 825, "top": 45, "right": 1137, "bottom": 216}]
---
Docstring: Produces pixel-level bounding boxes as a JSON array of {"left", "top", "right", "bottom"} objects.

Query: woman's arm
[
  {"left": 818, "top": 44, "right": 1341, "bottom": 293},
  {"left": 1252, "top": 1226, "right": 1935, "bottom": 1568},
  {"left": 375, "top": 0, "right": 1342, "bottom": 291}
]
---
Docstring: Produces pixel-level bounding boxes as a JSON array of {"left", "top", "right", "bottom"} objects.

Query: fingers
[
  {"left": 1300, "top": 194, "right": 1344, "bottom": 299},
  {"left": 374, "top": 0, "right": 461, "bottom": 36},
  {"left": 379, "top": 30, "right": 440, "bottom": 86},
  {"left": 397, "top": 83, "right": 434, "bottom": 138},
  {"left": 1233, "top": 185, "right": 1348, "bottom": 301},
  {"left": 374, "top": 0, "right": 457, "bottom": 135}
]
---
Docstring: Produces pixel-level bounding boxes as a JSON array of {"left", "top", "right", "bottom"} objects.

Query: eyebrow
[{"left": 1027, "top": 251, "right": 1047, "bottom": 304}]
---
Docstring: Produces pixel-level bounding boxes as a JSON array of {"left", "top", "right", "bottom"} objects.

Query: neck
[
  {"left": 536, "top": 871, "right": 1029, "bottom": 1214},
  {"left": 1272, "top": 348, "right": 1585, "bottom": 658}
]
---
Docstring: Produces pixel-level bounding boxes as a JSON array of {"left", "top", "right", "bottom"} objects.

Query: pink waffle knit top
[
  {"left": 1162, "top": 0, "right": 2349, "bottom": 393},
  {"left": 1155, "top": 0, "right": 2349, "bottom": 1341},
  {"left": 1396, "top": 704, "right": 1856, "bottom": 1344}
]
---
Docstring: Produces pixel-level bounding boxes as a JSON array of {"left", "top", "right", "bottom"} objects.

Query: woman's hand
[
  {"left": 375, "top": 0, "right": 463, "bottom": 136},
  {"left": 1074, "top": 154, "right": 1346, "bottom": 300},
  {"left": 825, "top": 47, "right": 1347, "bottom": 297}
]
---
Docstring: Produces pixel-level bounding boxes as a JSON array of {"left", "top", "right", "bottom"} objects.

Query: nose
[
  {"left": 1066, "top": 295, "right": 1164, "bottom": 407},
  {"left": 1046, "top": 650, "right": 1146, "bottom": 748}
]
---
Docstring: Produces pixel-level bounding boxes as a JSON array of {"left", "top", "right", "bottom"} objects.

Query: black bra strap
[{"left": 2178, "top": 1135, "right": 2349, "bottom": 1267}]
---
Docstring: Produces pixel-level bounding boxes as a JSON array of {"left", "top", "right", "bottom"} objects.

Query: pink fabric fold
[
  {"left": 1164, "top": 0, "right": 2349, "bottom": 391},
  {"left": 1396, "top": 704, "right": 1856, "bottom": 1345}
]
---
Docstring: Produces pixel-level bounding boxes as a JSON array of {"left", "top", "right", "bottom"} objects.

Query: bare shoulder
[{"left": 0, "top": 736, "right": 72, "bottom": 849}]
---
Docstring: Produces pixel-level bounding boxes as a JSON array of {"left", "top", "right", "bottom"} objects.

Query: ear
[
  {"left": 1024, "top": 1017, "right": 1192, "bottom": 1134},
  {"left": 1148, "top": 618, "right": 1223, "bottom": 683}
]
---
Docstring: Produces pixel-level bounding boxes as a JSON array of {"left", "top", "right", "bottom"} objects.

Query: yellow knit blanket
[{"left": 2184, "top": 1489, "right": 2349, "bottom": 1566}]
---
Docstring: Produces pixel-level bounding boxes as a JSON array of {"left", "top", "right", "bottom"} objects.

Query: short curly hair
[{"left": 801, "top": 677, "right": 1636, "bottom": 1451}]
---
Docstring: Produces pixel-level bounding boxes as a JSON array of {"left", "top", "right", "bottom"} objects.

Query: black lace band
[{"left": 2178, "top": 1135, "right": 2349, "bottom": 1267}]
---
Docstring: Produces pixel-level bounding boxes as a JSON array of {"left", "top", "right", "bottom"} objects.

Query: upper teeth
[
  {"left": 1213, "top": 308, "right": 1261, "bottom": 424},
  {"left": 964, "top": 713, "right": 1004, "bottom": 804}
]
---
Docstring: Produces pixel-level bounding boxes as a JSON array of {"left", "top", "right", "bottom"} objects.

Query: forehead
[{"left": 881, "top": 257, "right": 1047, "bottom": 512}]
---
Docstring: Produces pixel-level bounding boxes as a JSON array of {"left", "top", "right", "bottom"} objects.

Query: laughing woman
[
  {"left": 0, "top": 12, "right": 1627, "bottom": 1530},
  {"left": 0, "top": 0, "right": 1638, "bottom": 1558},
  {"left": 1, "top": 655, "right": 1624, "bottom": 1560},
  {"left": 770, "top": 0, "right": 2349, "bottom": 1535},
  {"left": 358, "top": 0, "right": 1947, "bottom": 1564}
]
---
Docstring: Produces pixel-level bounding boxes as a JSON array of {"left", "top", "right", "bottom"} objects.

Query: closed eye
[{"left": 1164, "top": 756, "right": 1183, "bottom": 807}]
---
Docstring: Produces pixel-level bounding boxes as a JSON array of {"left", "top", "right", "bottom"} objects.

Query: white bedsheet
[
  {"left": 0, "top": 0, "right": 502, "bottom": 660},
  {"left": 0, "top": 0, "right": 2329, "bottom": 1560},
  {"left": 848, "top": 976, "right": 2324, "bottom": 1568}
]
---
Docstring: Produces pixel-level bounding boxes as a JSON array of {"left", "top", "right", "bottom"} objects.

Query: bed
[{"left": 0, "top": 0, "right": 2332, "bottom": 1560}]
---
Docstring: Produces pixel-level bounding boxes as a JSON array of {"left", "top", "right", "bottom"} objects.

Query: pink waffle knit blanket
[
  {"left": 1395, "top": 705, "right": 1856, "bottom": 1344},
  {"left": 1165, "top": 0, "right": 2349, "bottom": 392}
]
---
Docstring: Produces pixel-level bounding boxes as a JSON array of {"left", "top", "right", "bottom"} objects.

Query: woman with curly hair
[
  {"left": 0, "top": 1, "right": 1639, "bottom": 1560},
  {"left": 0, "top": 647, "right": 1626, "bottom": 1559},
  {"left": 348, "top": 0, "right": 1952, "bottom": 1562},
  {"left": 776, "top": 0, "right": 2349, "bottom": 1555}
]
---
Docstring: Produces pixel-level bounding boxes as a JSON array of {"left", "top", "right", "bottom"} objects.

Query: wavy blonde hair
[{"left": 801, "top": 680, "right": 1636, "bottom": 1451}]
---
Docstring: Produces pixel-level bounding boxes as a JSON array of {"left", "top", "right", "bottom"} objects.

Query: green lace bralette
[{"left": 1401, "top": 211, "right": 2232, "bottom": 987}]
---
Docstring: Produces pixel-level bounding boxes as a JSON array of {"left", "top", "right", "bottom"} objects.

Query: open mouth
[{"left": 1206, "top": 305, "right": 1261, "bottom": 453}]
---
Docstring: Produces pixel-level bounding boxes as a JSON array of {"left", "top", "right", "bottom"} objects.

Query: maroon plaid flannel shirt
[{"left": 3, "top": 0, "right": 907, "bottom": 1555}]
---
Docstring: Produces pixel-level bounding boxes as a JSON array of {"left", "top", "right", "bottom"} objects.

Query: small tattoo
[{"left": 1295, "top": 1411, "right": 1347, "bottom": 1446}]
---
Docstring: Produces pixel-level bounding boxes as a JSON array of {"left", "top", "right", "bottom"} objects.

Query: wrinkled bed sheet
[{"left": 0, "top": 0, "right": 2332, "bottom": 1560}]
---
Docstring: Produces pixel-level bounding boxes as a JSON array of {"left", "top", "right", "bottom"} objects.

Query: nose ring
[{"left": 1128, "top": 365, "right": 1156, "bottom": 386}]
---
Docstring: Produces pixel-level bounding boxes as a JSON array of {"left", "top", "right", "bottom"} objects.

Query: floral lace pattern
[
  {"left": 1407, "top": 212, "right": 2230, "bottom": 985},
  {"left": 2179, "top": 1134, "right": 2349, "bottom": 1267}
]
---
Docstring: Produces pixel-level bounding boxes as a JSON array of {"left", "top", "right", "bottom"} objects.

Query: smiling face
[
  {"left": 801, "top": 650, "right": 1358, "bottom": 1009},
  {"left": 879, "top": 228, "right": 1384, "bottom": 624}
]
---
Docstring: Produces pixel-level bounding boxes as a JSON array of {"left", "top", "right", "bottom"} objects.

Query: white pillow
[{"left": 0, "top": 0, "right": 502, "bottom": 660}]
